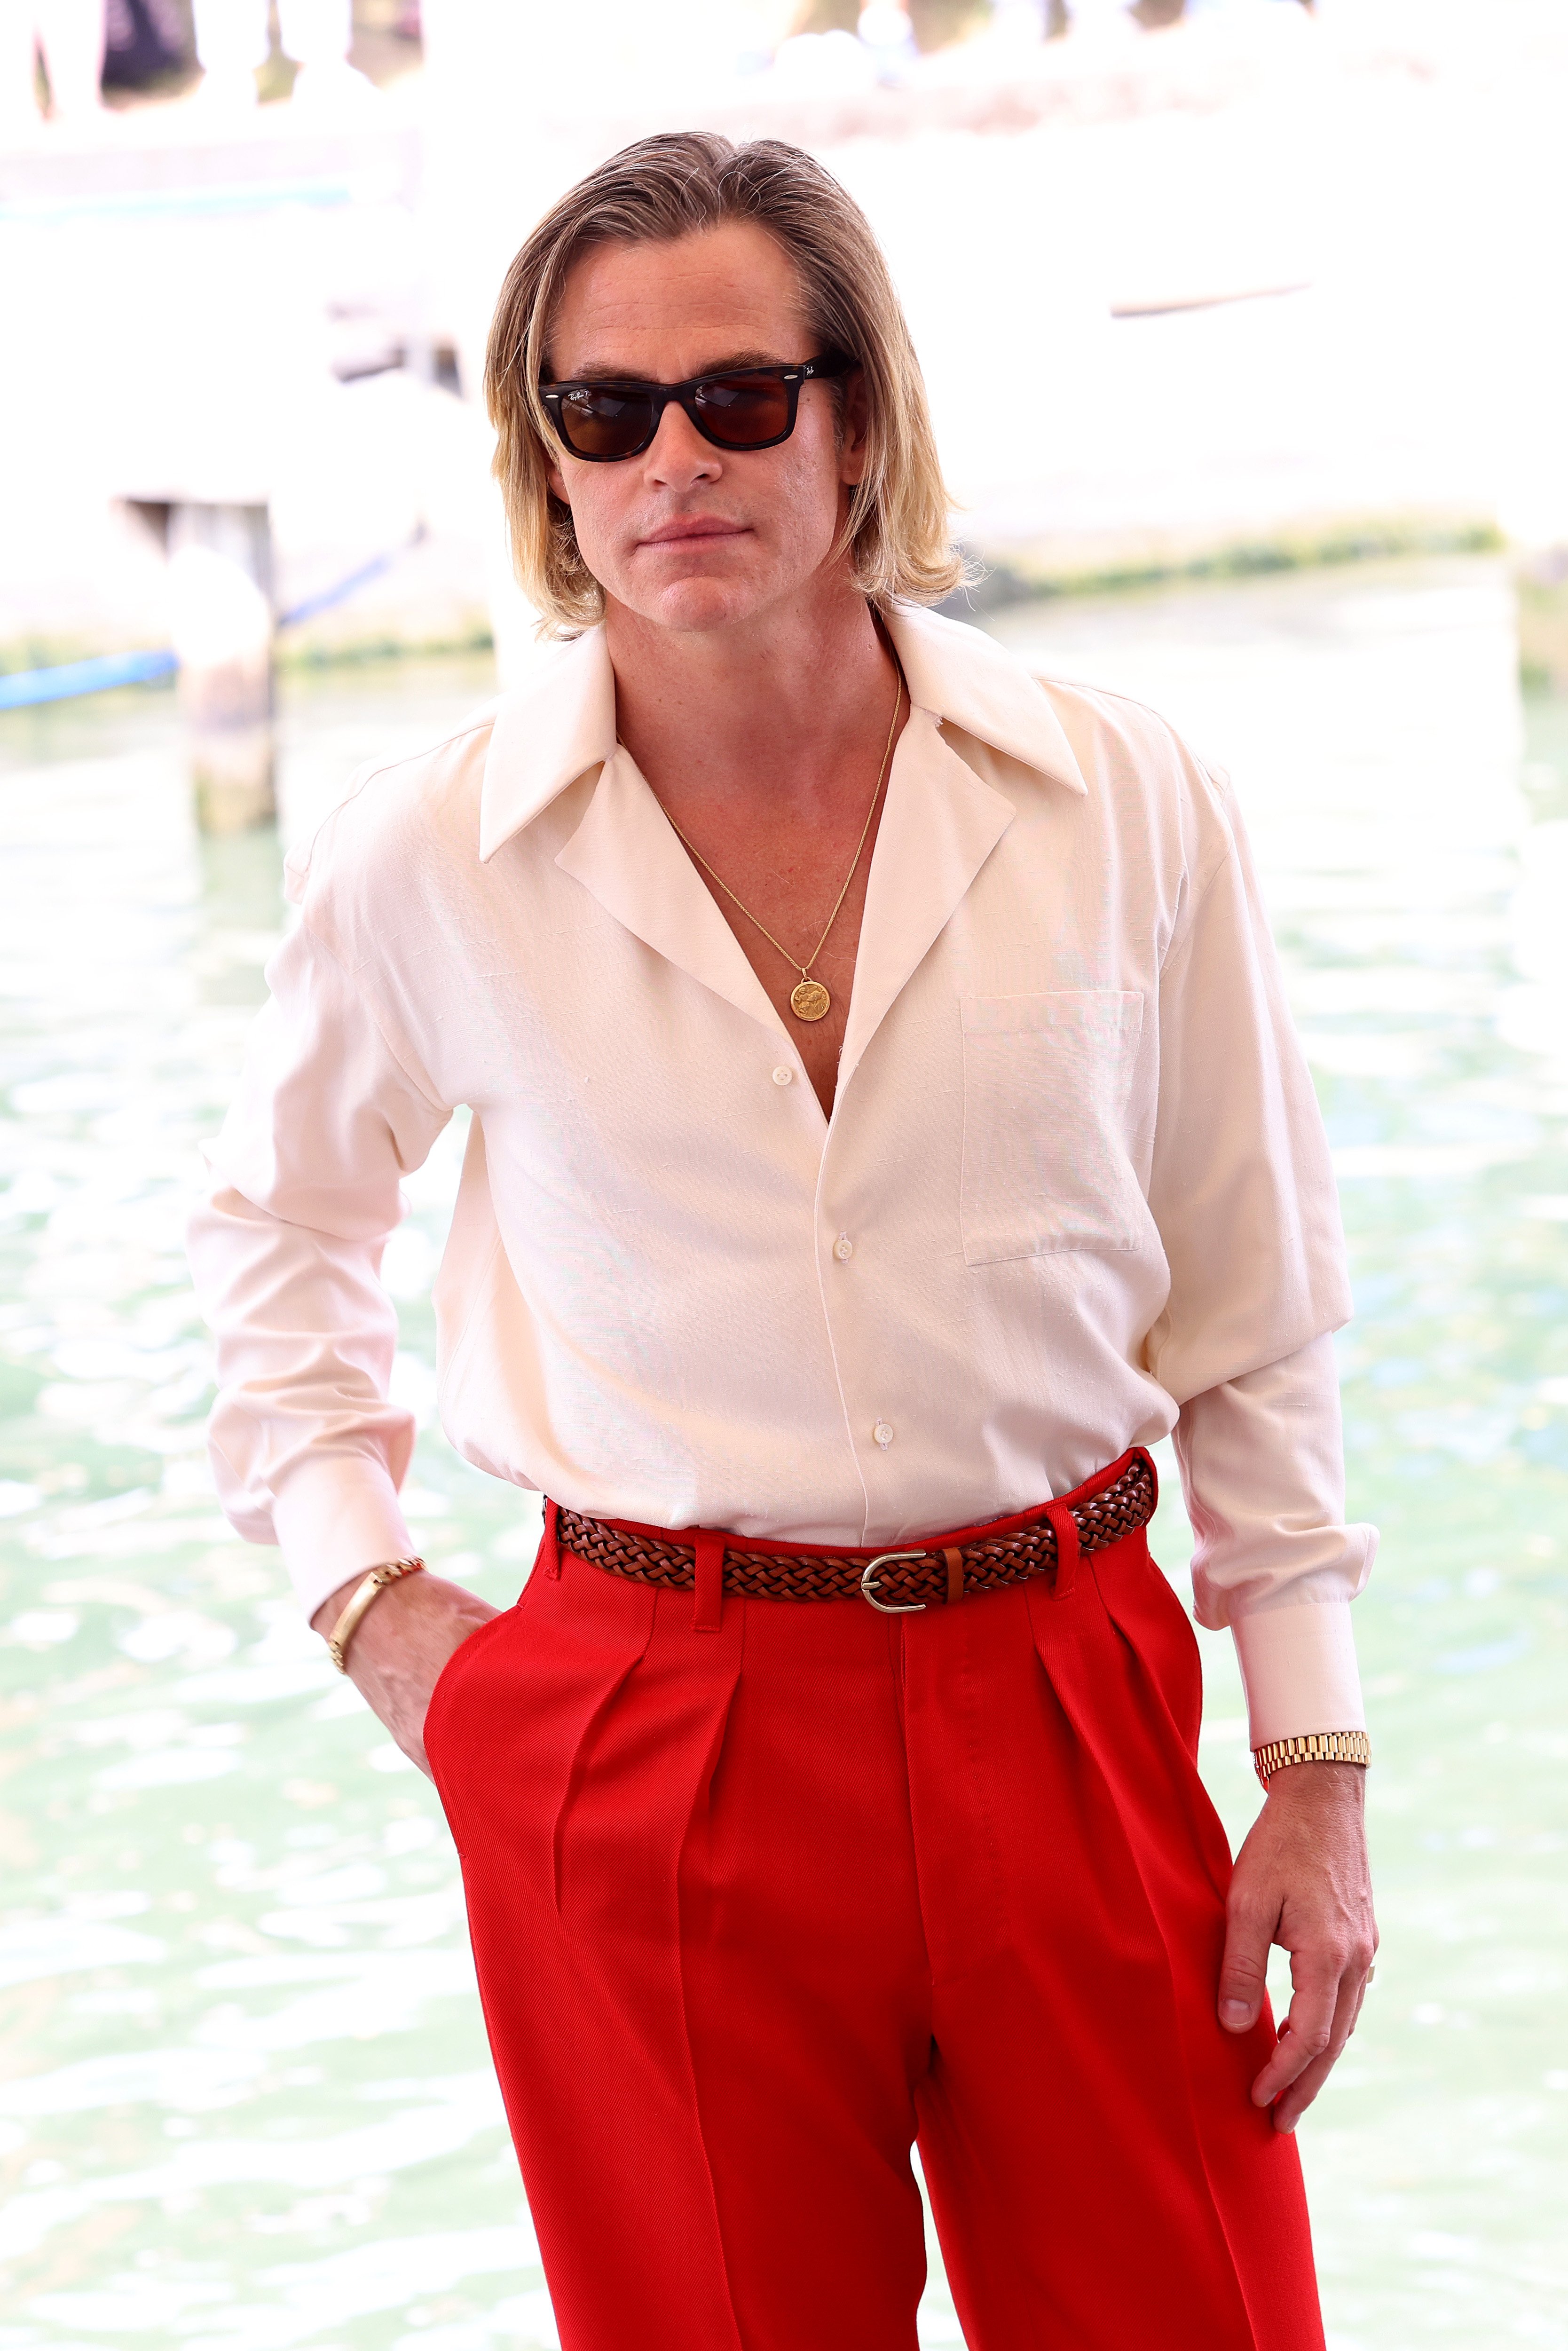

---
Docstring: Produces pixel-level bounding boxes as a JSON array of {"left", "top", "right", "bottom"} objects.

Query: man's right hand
[{"left": 311, "top": 1569, "right": 501, "bottom": 1779}]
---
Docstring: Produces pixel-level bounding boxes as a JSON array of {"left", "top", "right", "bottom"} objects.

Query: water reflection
[{"left": 1, "top": 573, "right": 1565, "bottom": 2349}]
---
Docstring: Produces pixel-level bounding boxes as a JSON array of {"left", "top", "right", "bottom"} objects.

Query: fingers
[
  {"left": 1249, "top": 1960, "right": 1338, "bottom": 2111},
  {"left": 1255, "top": 1941, "right": 1375, "bottom": 2129},
  {"left": 1267, "top": 2042, "right": 1340, "bottom": 2134},
  {"left": 1217, "top": 1768, "right": 1378, "bottom": 2117},
  {"left": 1218, "top": 1893, "right": 1276, "bottom": 2031}
]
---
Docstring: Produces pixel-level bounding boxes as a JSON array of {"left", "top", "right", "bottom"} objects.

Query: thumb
[{"left": 1218, "top": 1897, "right": 1274, "bottom": 2032}]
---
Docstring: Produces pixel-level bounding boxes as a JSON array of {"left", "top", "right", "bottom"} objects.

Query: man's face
[{"left": 544, "top": 221, "right": 867, "bottom": 637}]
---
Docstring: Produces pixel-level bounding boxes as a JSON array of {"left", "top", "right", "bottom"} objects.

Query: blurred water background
[{"left": 4, "top": 0, "right": 1568, "bottom": 2345}]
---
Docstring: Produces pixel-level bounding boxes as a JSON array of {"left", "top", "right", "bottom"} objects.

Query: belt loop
[
  {"left": 693, "top": 1531, "right": 725, "bottom": 1633},
  {"left": 538, "top": 1497, "right": 562, "bottom": 1581},
  {"left": 1043, "top": 1499, "right": 1079, "bottom": 1601},
  {"left": 942, "top": 1546, "right": 965, "bottom": 1606}
]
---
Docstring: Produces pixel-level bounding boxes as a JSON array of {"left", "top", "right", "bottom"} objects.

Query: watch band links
[{"left": 1252, "top": 1729, "right": 1371, "bottom": 1786}]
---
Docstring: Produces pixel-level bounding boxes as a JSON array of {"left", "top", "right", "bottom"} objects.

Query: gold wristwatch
[{"left": 1252, "top": 1729, "right": 1371, "bottom": 1787}]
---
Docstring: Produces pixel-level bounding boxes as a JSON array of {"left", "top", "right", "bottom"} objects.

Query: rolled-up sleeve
[
  {"left": 1175, "top": 1337, "right": 1374, "bottom": 1746},
  {"left": 1146, "top": 777, "right": 1377, "bottom": 1748},
  {"left": 188, "top": 914, "right": 450, "bottom": 1620}
]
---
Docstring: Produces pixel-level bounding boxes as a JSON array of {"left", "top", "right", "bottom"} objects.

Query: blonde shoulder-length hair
[{"left": 485, "top": 131, "right": 965, "bottom": 636}]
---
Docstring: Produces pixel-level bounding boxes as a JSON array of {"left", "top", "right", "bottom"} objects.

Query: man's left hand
[{"left": 1217, "top": 1761, "right": 1377, "bottom": 2133}]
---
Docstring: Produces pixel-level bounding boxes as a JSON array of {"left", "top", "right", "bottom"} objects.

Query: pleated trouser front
[{"left": 425, "top": 1495, "right": 1325, "bottom": 2351}]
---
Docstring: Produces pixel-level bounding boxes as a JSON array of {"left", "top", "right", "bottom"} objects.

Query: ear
[
  {"left": 546, "top": 458, "right": 570, "bottom": 505},
  {"left": 838, "top": 366, "right": 870, "bottom": 489}
]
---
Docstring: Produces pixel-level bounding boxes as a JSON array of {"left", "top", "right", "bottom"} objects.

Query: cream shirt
[{"left": 189, "top": 604, "right": 1375, "bottom": 1748}]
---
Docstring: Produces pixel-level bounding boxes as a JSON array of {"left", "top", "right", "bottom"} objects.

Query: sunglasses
[{"left": 539, "top": 354, "right": 853, "bottom": 463}]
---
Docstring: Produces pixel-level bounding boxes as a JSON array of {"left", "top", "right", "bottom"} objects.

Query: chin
[{"left": 639, "top": 574, "right": 777, "bottom": 634}]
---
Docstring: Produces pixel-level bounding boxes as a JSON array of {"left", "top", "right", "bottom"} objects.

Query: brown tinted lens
[
  {"left": 558, "top": 385, "right": 657, "bottom": 458},
  {"left": 692, "top": 373, "right": 793, "bottom": 447}
]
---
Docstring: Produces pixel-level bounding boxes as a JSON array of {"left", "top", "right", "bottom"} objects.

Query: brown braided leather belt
[{"left": 554, "top": 1450, "right": 1156, "bottom": 1614}]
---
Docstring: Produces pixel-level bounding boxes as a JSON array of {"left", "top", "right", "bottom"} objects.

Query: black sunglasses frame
[{"left": 539, "top": 354, "right": 853, "bottom": 463}]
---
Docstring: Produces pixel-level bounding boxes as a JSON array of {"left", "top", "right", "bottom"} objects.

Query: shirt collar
[
  {"left": 479, "top": 629, "right": 619, "bottom": 863},
  {"left": 881, "top": 604, "right": 1087, "bottom": 795},
  {"left": 477, "top": 598, "right": 1085, "bottom": 863}
]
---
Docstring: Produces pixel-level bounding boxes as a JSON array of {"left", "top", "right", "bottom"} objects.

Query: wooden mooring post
[{"left": 166, "top": 502, "right": 276, "bottom": 833}]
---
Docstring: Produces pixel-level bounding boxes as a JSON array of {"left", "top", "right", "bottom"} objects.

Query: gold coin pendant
[{"left": 789, "top": 978, "right": 832, "bottom": 1024}]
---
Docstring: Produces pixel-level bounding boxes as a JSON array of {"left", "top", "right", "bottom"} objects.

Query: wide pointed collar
[
  {"left": 835, "top": 707, "right": 1015, "bottom": 1094},
  {"left": 477, "top": 600, "right": 1084, "bottom": 863},
  {"left": 479, "top": 629, "right": 619, "bottom": 863},
  {"left": 882, "top": 603, "right": 1087, "bottom": 792},
  {"left": 554, "top": 743, "right": 785, "bottom": 1040}
]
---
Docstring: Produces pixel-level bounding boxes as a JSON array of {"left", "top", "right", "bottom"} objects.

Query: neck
[{"left": 603, "top": 575, "right": 899, "bottom": 814}]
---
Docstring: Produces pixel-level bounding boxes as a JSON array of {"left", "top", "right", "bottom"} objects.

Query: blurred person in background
[
  {"left": 858, "top": 0, "right": 917, "bottom": 78},
  {"left": 190, "top": 132, "right": 1376, "bottom": 2351},
  {"left": 99, "top": 0, "right": 186, "bottom": 94},
  {"left": 0, "top": 0, "right": 103, "bottom": 129},
  {"left": 188, "top": 0, "right": 268, "bottom": 109},
  {"left": 1052, "top": 0, "right": 1316, "bottom": 30}
]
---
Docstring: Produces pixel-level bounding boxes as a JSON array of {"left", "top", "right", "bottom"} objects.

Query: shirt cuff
[
  {"left": 1230, "top": 1598, "right": 1366, "bottom": 1751},
  {"left": 270, "top": 1452, "right": 418, "bottom": 1625}
]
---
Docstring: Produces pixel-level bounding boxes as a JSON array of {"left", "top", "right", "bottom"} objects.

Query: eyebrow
[{"left": 556, "top": 348, "right": 791, "bottom": 385}]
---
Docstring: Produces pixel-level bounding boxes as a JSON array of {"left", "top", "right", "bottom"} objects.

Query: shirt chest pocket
[{"left": 959, "top": 991, "right": 1147, "bottom": 1266}]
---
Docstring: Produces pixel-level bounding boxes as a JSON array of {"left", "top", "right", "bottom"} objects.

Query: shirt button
[
  {"left": 873, "top": 1420, "right": 894, "bottom": 1448},
  {"left": 833, "top": 1234, "right": 854, "bottom": 1262},
  {"left": 772, "top": 1066, "right": 794, "bottom": 1086}
]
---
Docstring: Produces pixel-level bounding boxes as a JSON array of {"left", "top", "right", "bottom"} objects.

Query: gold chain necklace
[{"left": 660, "top": 677, "right": 903, "bottom": 1024}]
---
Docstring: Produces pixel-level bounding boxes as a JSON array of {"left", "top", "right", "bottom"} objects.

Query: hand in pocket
[{"left": 310, "top": 1570, "right": 501, "bottom": 1778}]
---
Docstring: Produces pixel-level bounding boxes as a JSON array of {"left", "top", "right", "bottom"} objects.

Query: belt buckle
[{"left": 860, "top": 1550, "right": 927, "bottom": 1615}]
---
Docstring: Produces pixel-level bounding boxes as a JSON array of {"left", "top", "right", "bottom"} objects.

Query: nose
[{"left": 643, "top": 397, "right": 722, "bottom": 488}]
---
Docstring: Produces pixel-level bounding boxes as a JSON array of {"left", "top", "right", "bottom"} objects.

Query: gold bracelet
[
  {"left": 1253, "top": 1729, "right": 1371, "bottom": 1786},
  {"left": 326, "top": 1556, "right": 426, "bottom": 1673}
]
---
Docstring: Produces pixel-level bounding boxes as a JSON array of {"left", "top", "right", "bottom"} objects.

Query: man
[{"left": 190, "top": 131, "right": 1376, "bottom": 2351}]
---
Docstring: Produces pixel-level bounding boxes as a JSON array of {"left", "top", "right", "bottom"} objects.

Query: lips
[{"left": 638, "top": 518, "right": 749, "bottom": 548}]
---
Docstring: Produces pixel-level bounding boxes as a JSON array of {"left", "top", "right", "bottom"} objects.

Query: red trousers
[{"left": 425, "top": 1459, "right": 1324, "bottom": 2351}]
